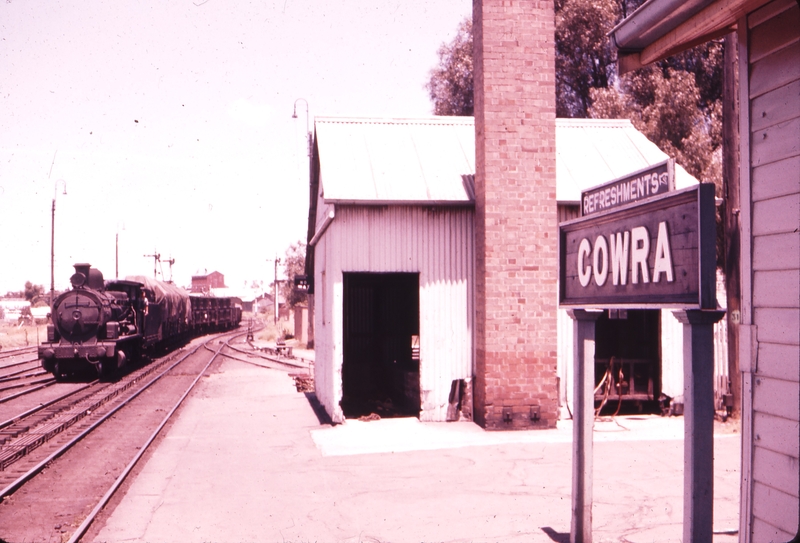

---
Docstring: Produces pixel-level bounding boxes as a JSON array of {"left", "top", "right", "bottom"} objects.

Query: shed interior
[{"left": 341, "top": 272, "right": 420, "bottom": 419}]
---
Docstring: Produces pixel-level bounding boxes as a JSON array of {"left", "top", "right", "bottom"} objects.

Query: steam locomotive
[{"left": 39, "top": 263, "right": 242, "bottom": 378}]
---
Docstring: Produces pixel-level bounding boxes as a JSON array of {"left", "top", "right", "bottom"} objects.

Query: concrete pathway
[{"left": 92, "top": 358, "right": 740, "bottom": 543}]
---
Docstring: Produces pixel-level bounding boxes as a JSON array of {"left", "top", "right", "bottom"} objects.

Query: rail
[{"left": 67, "top": 327, "right": 250, "bottom": 543}]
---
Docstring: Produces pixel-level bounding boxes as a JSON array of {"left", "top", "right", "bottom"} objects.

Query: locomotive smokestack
[
  {"left": 71, "top": 263, "right": 104, "bottom": 290},
  {"left": 74, "top": 263, "right": 91, "bottom": 278}
]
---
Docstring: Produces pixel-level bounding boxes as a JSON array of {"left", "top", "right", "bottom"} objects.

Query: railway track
[
  {"left": 67, "top": 327, "right": 253, "bottom": 543},
  {"left": 0, "top": 332, "right": 235, "bottom": 498},
  {"left": 0, "top": 345, "right": 37, "bottom": 362},
  {"left": 0, "top": 325, "right": 273, "bottom": 543}
]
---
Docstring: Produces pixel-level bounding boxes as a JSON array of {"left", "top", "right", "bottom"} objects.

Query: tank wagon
[{"left": 39, "top": 263, "right": 242, "bottom": 378}]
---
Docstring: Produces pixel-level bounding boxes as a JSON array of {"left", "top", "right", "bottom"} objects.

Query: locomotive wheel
[
  {"left": 117, "top": 349, "right": 127, "bottom": 369},
  {"left": 96, "top": 361, "right": 106, "bottom": 378}
]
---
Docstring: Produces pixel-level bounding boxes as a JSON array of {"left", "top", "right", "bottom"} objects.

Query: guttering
[
  {"left": 309, "top": 208, "right": 335, "bottom": 247},
  {"left": 609, "top": 0, "right": 717, "bottom": 52}
]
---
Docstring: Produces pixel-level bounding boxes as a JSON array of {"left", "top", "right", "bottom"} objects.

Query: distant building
[
  {"left": 190, "top": 271, "right": 225, "bottom": 294},
  {"left": 0, "top": 299, "right": 30, "bottom": 322}
]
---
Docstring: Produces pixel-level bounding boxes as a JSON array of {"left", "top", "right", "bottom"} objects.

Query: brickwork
[{"left": 473, "top": 0, "right": 559, "bottom": 430}]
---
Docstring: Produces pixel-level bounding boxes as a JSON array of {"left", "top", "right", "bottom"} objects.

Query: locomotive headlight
[{"left": 105, "top": 322, "right": 120, "bottom": 339}]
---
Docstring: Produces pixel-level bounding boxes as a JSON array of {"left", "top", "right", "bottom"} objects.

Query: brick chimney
[{"left": 473, "top": 0, "right": 559, "bottom": 429}]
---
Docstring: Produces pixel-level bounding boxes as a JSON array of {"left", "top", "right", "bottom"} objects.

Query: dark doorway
[
  {"left": 342, "top": 272, "right": 420, "bottom": 419},
  {"left": 594, "top": 309, "right": 661, "bottom": 414}
]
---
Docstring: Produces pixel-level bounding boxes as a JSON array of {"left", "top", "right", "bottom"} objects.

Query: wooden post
[
  {"left": 722, "top": 30, "right": 741, "bottom": 419},
  {"left": 567, "top": 309, "right": 602, "bottom": 543},
  {"left": 674, "top": 309, "right": 726, "bottom": 543}
]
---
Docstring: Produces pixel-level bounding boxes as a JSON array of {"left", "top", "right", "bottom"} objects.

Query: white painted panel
[
  {"left": 750, "top": 78, "right": 800, "bottom": 132},
  {"left": 754, "top": 270, "right": 800, "bottom": 308},
  {"left": 752, "top": 481, "right": 800, "bottom": 535},
  {"left": 748, "top": 0, "right": 797, "bottom": 28},
  {"left": 752, "top": 193, "right": 800, "bottom": 237},
  {"left": 749, "top": 40, "right": 800, "bottom": 99},
  {"left": 557, "top": 307, "right": 574, "bottom": 414},
  {"left": 754, "top": 412, "right": 800, "bottom": 458},
  {"left": 757, "top": 342, "right": 800, "bottom": 381},
  {"left": 754, "top": 308, "right": 800, "bottom": 345},
  {"left": 751, "top": 517, "right": 796, "bottom": 542},
  {"left": 753, "top": 446, "right": 800, "bottom": 498},
  {"left": 751, "top": 115, "right": 800, "bottom": 167},
  {"left": 661, "top": 309, "right": 684, "bottom": 398},
  {"left": 748, "top": 2, "right": 800, "bottom": 63},
  {"left": 753, "top": 375, "right": 800, "bottom": 420},
  {"left": 753, "top": 231, "right": 800, "bottom": 270},
  {"left": 752, "top": 155, "right": 800, "bottom": 202}
]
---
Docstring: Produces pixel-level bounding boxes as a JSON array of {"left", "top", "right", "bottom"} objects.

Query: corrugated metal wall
[
  {"left": 745, "top": 0, "right": 800, "bottom": 537},
  {"left": 313, "top": 205, "right": 475, "bottom": 423}
]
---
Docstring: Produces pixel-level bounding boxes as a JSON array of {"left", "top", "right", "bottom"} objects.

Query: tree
[
  {"left": 590, "top": 60, "right": 723, "bottom": 191},
  {"left": 425, "top": 17, "right": 473, "bottom": 116},
  {"left": 555, "top": 0, "right": 619, "bottom": 117},
  {"left": 281, "top": 242, "right": 307, "bottom": 309},
  {"left": 427, "top": 2, "right": 723, "bottom": 192},
  {"left": 23, "top": 281, "right": 44, "bottom": 303}
]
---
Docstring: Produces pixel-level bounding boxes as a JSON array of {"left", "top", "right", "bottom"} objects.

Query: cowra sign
[{"left": 559, "top": 183, "right": 716, "bottom": 309}]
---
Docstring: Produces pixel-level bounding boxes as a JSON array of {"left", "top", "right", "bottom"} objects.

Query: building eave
[{"left": 611, "top": 0, "right": 772, "bottom": 73}]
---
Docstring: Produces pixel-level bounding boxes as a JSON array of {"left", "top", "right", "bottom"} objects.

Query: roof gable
[{"left": 315, "top": 117, "right": 476, "bottom": 205}]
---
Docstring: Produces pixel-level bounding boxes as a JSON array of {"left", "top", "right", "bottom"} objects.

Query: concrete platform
[{"left": 91, "top": 358, "right": 741, "bottom": 543}]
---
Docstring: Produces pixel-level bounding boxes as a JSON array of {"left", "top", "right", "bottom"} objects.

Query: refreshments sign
[
  {"left": 581, "top": 159, "right": 674, "bottom": 216},
  {"left": 560, "top": 183, "right": 716, "bottom": 309}
]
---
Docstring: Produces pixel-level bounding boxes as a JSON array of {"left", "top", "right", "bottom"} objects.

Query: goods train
[{"left": 39, "top": 263, "right": 242, "bottom": 378}]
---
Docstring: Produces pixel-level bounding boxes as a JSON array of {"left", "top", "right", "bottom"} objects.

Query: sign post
[{"left": 559, "top": 182, "right": 722, "bottom": 543}]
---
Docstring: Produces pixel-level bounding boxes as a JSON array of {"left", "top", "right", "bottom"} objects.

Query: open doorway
[
  {"left": 594, "top": 309, "right": 661, "bottom": 415},
  {"left": 342, "top": 272, "right": 420, "bottom": 418}
]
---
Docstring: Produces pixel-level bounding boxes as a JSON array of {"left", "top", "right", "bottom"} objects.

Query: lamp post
[
  {"left": 292, "top": 98, "right": 312, "bottom": 159},
  {"left": 50, "top": 179, "right": 67, "bottom": 311}
]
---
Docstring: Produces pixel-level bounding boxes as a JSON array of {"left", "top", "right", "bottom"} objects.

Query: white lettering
[
  {"left": 609, "top": 231, "right": 630, "bottom": 286},
  {"left": 593, "top": 235, "right": 609, "bottom": 286},
  {"left": 578, "top": 238, "right": 592, "bottom": 287},
  {"left": 652, "top": 221, "right": 674, "bottom": 282},
  {"left": 630, "top": 226, "right": 650, "bottom": 284}
]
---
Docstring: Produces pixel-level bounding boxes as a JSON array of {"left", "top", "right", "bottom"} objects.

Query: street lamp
[
  {"left": 292, "top": 98, "right": 312, "bottom": 159},
  {"left": 50, "top": 179, "right": 67, "bottom": 310}
]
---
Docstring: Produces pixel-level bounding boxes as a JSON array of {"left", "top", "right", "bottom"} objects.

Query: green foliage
[
  {"left": 281, "top": 242, "right": 308, "bottom": 309},
  {"left": 426, "top": 17, "right": 473, "bottom": 116},
  {"left": 590, "top": 61, "right": 723, "bottom": 193},
  {"left": 23, "top": 281, "right": 44, "bottom": 302},
  {"left": 427, "top": 3, "right": 723, "bottom": 195},
  {"left": 555, "top": 0, "right": 620, "bottom": 118}
]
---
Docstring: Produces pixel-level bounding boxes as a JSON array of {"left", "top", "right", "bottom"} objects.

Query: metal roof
[
  {"left": 313, "top": 116, "right": 697, "bottom": 205},
  {"left": 555, "top": 118, "right": 697, "bottom": 203},
  {"left": 315, "top": 116, "right": 475, "bottom": 205}
]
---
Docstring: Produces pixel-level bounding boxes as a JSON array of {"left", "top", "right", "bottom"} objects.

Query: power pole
[{"left": 267, "top": 256, "right": 282, "bottom": 325}]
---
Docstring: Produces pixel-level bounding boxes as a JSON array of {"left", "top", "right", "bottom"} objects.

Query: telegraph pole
[{"left": 267, "top": 256, "right": 281, "bottom": 325}]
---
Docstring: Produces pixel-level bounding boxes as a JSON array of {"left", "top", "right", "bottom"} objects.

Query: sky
[{"left": 0, "top": 0, "right": 471, "bottom": 296}]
